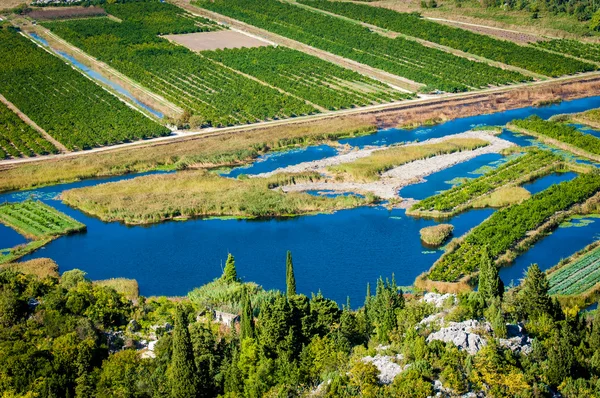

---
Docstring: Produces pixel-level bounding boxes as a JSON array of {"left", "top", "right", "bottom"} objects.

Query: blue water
[
  {"left": 1, "top": 95, "right": 600, "bottom": 304},
  {"left": 222, "top": 145, "right": 338, "bottom": 177},
  {"left": 28, "top": 33, "right": 164, "bottom": 119},
  {"left": 500, "top": 215, "right": 600, "bottom": 287},
  {"left": 521, "top": 171, "right": 578, "bottom": 195},
  {"left": 0, "top": 223, "right": 28, "bottom": 249},
  {"left": 570, "top": 123, "right": 600, "bottom": 138}
]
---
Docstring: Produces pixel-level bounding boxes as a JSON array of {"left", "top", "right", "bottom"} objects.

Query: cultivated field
[
  {"left": 26, "top": 6, "right": 106, "bottom": 20},
  {"left": 549, "top": 243, "right": 600, "bottom": 296},
  {"left": 165, "top": 30, "right": 270, "bottom": 51}
]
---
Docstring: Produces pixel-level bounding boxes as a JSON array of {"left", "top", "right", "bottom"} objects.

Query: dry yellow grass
[
  {"left": 2, "top": 258, "right": 59, "bottom": 278},
  {"left": 94, "top": 278, "right": 140, "bottom": 301},
  {"left": 471, "top": 186, "right": 531, "bottom": 208},
  {"left": 420, "top": 224, "right": 454, "bottom": 246}
]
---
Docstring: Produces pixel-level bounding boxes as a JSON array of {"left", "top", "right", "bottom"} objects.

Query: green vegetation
[
  {"left": 410, "top": 150, "right": 561, "bottom": 215},
  {"left": 549, "top": 242, "right": 600, "bottom": 296},
  {"left": 300, "top": 0, "right": 595, "bottom": 77},
  {"left": 1, "top": 258, "right": 59, "bottom": 279},
  {"left": 94, "top": 278, "right": 140, "bottom": 301},
  {"left": 0, "top": 116, "right": 377, "bottom": 193},
  {"left": 573, "top": 107, "right": 600, "bottom": 128},
  {"left": 329, "top": 138, "right": 488, "bottom": 182},
  {"left": 286, "top": 250, "right": 296, "bottom": 296},
  {"left": 0, "top": 101, "right": 57, "bottom": 159},
  {"left": 103, "top": 1, "right": 221, "bottom": 35},
  {"left": 204, "top": 46, "right": 411, "bottom": 110},
  {"left": 0, "top": 27, "right": 169, "bottom": 150},
  {"left": 470, "top": 185, "right": 531, "bottom": 208},
  {"left": 535, "top": 39, "right": 600, "bottom": 63},
  {"left": 430, "top": 172, "right": 600, "bottom": 281},
  {"left": 44, "top": 5, "right": 316, "bottom": 128},
  {"left": 511, "top": 115, "right": 600, "bottom": 157},
  {"left": 61, "top": 170, "right": 375, "bottom": 224},
  {"left": 0, "top": 200, "right": 86, "bottom": 264},
  {"left": 420, "top": 223, "right": 454, "bottom": 246},
  {"left": 195, "top": 0, "right": 529, "bottom": 92}
]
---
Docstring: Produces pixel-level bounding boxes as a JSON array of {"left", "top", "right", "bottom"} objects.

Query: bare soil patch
[
  {"left": 164, "top": 30, "right": 270, "bottom": 51},
  {"left": 0, "top": 0, "right": 29, "bottom": 12},
  {"left": 26, "top": 6, "right": 106, "bottom": 20}
]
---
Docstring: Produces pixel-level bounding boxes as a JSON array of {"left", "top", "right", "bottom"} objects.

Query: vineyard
[
  {"left": 204, "top": 46, "right": 411, "bottom": 110},
  {"left": 0, "top": 101, "right": 58, "bottom": 159},
  {"left": 103, "top": 1, "right": 221, "bottom": 35},
  {"left": 548, "top": 243, "right": 600, "bottom": 296},
  {"left": 429, "top": 173, "right": 600, "bottom": 282},
  {"left": 44, "top": 13, "right": 317, "bottom": 127},
  {"left": 511, "top": 116, "right": 600, "bottom": 156},
  {"left": 299, "top": 0, "right": 595, "bottom": 77},
  {"left": 535, "top": 39, "right": 600, "bottom": 63},
  {"left": 409, "top": 150, "right": 561, "bottom": 215},
  {"left": 0, "top": 200, "right": 86, "bottom": 239},
  {"left": 0, "top": 27, "right": 170, "bottom": 151},
  {"left": 195, "top": 0, "right": 529, "bottom": 92}
]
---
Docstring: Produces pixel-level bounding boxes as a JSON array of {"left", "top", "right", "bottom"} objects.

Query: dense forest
[{"left": 2, "top": 251, "right": 600, "bottom": 397}]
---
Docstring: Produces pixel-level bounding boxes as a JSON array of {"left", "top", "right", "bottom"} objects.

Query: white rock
[
  {"left": 362, "top": 354, "right": 405, "bottom": 384},
  {"left": 421, "top": 293, "right": 457, "bottom": 308}
]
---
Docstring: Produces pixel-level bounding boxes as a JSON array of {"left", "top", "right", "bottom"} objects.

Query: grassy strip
[
  {"left": 0, "top": 116, "right": 376, "bottom": 193},
  {"left": 572, "top": 108, "right": 600, "bottom": 130},
  {"left": 408, "top": 150, "right": 561, "bottom": 217},
  {"left": 61, "top": 171, "right": 375, "bottom": 225},
  {"left": 328, "top": 138, "right": 487, "bottom": 182},
  {"left": 428, "top": 172, "right": 600, "bottom": 282},
  {"left": 470, "top": 186, "right": 531, "bottom": 208},
  {"left": 1, "top": 258, "right": 59, "bottom": 278},
  {"left": 420, "top": 224, "right": 453, "bottom": 246},
  {"left": 0, "top": 239, "right": 53, "bottom": 265},
  {"left": 94, "top": 278, "right": 140, "bottom": 301},
  {"left": 509, "top": 116, "right": 600, "bottom": 160}
]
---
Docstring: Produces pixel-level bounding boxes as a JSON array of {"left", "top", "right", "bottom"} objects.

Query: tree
[
  {"left": 286, "top": 251, "right": 296, "bottom": 296},
  {"left": 222, "top": 253, "right": 238, "bottom": 283},
  {"left": 240, "top": 291, "right": 254, "bottom": 340},
  {"left": 367, "top": 276, "right": 404, "bottom": 343},
  {"left": 520, "top": 264, "right": 554, "bottom": 318},
  {"left": 478, "top": 247, "right": 503, "bottom": 303},
  {"left": 170, "top": 305, "right": 200, "bottom": 398}
]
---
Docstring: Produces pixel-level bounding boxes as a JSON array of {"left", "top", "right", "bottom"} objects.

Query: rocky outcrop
[
  {"left": 498, "top": 323, "right": 533, "bottom": 355},
  {"left": 426, "top": 320, "right": 491, "bottom": 355},
  {"left": 362, "top": 354, "right": 407, "bottom": 384},
  {"left": 421, "top": 292, "right": 456, "bottom": 308}
]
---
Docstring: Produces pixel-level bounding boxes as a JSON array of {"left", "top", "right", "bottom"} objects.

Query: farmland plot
[
  {"left": 0, "top": 28, "right": 170, "bottom": 151},
  {"left": 204, "top": 46, "right": 412, "bottom": 110},
  {"left": 300, "top": 0, "right": 595, "bottom": 77},
  {"left": 0, "top": 101, "right": 58, "bottom": 159},
  {"left": 535, "top": 39, "right": 600, "bottom": 64},
  {"left": 549, "top": 244, "right": 600, "bottom": 296},
  {"left": 44, "top": 16, "right": 317, "bottom": 127},
  {"left": 195, "top": 0, "right": 529, "bottom": 93}
]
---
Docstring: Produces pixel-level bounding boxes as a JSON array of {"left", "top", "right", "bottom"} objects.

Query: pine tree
[
  {"left": 222, "top": 253, "right": 238, "bottom": 283},
  {"left": 478, "top": 247, "right": 503, "bottom": 303},
  {"left": 240, "top": 291, "right": 254, "bottom": 340},
  {"left": 170, "top": 305, "right": 200, "bottom": 398},
  {"left": 286, "top": 250, "right": 296, "bottom": 296},
  {"left": 370, "top": 276, "right": 404, "bottom": 343},
  {"left": 364, "top": 282, "right": 373, "bottom": 336},
  {"left": 521, "top": 263, "right": 553, "bottom": 318}
]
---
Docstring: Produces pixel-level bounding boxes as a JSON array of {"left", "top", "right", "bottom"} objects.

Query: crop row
[
  {"left": 0, "top": 101, "right": 57, "bottom": 159},
  {"left": 195, "top": 0, "right": 529, "bottom": 93},
  {"left": 299, "top": 0, "right": 595, "bottom": 77},
  {"left": 103, "top": 1, "right": 222, "bottom": 35},
  {"left": 44, "top": 16, "right": 317, "bottom": 127},
  {"left": 411, "top": 150, "right": 560, "bottom": 213},
  {"left": 204, "top": 46, "right": 412, "bottom": 110},
  {"left": 0, "top": 27, "right": 170, "bottom": 151},
  {"left": 430, "top": 172, "right": 600, "bottom": 282},
  {"left": 535, "top": 39, "right": 600, "bottom": 63},
  {"left": 511, "top": 116, "right": 600, "bottom": 156},
  {"left": 0, "top": 200, "right": 85, "bottom": 239},
  {"left": 548, "top": 245, "right": 600, "bottom": 295}
]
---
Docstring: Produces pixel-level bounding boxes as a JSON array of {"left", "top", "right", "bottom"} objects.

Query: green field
[
  {"left": 203, "top": 46, "right": 411, "bottom": 110},
  {"left": 409, "top": 150, "right": 561, "bottom": 215},
  {"left": 0, "top": 101, "right": 57, "bottom": 159},
  {"left": 549, "top": 243, "right": 600, "bottom": 296},
  {"left": 300, "top": 0, "right": 595, "bottom": 77},
  {"left": 535, "top": 39, "right": 600, "bottom": 63},
  {"left": 0, "top": 27, "right": 170, "bottom": 151},
  {"left": 195, "top": 0, "right": 529, "bottom": 92}
]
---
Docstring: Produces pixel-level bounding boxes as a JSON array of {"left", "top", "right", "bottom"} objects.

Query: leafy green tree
[
  {"left": 367, "top": 276, "right": 404, "bottom": 343},
  {"left": 169, "top": 305, "right": 200, "bottom": 398},
  {"left": 61, "top": 269, "right": 88, "bottom": 290},
  {"left": 478, "top": 247, "right": 503, "bottom": 303},
  {"left": 486, "top": 299, "right": 508, "bottom": 338},
  {"left": 546, "top": 324, "right": 576, "bottom": 387},
  {"left": 222, "top": 253, "right": 238, "bottom": 283},
  {"left": 286, "top": 251, "right": 296, "bottom": 296},
  {"left": 310, "top": 291, "right": 341, "bottom": 337},
  {"left": 240, "top": 291, "right": 254, "bottom": 340},
  {"left": 257, "top": 293, "right": 293, "bottom": 358},
  {"left": 520, "top": 264, "right": 554, "bottom": 318},
  {"left": 96, "top": 350, "right": 144, "bottom": 398}
]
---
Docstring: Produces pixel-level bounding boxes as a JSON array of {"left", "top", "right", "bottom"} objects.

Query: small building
[{"left": 214, "top": 310, "right": 239, "bottom": 327}]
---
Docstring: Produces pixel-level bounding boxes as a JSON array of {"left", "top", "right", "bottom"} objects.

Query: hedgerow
[
  {"left": 195, "top": 0, "right": 529, "bottom": 92},
  {"left": 299, "top": 0, "right": 596, "bottom": 77},
  {"left": 0, "top": 27, "right": 170, "bottom": 151}
]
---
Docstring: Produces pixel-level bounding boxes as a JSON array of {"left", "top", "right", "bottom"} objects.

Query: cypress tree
[
  {"left": 240, "top": 291, "right": 254, "bottom": 340},
  {"left": 222, "top": 253, "right": 238, "bottom": 283},
  {"left": 286, "top": 250, "right": 296, "bottom": 296},
  {"left": 170, "top": 305, "right": 200, "bottom": 398},
  {"left": 521, "top": 263, "right": 553, "bottom": 318},
  {"left": 478, "top": 247, "right": 503, "bottom": 302}
]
